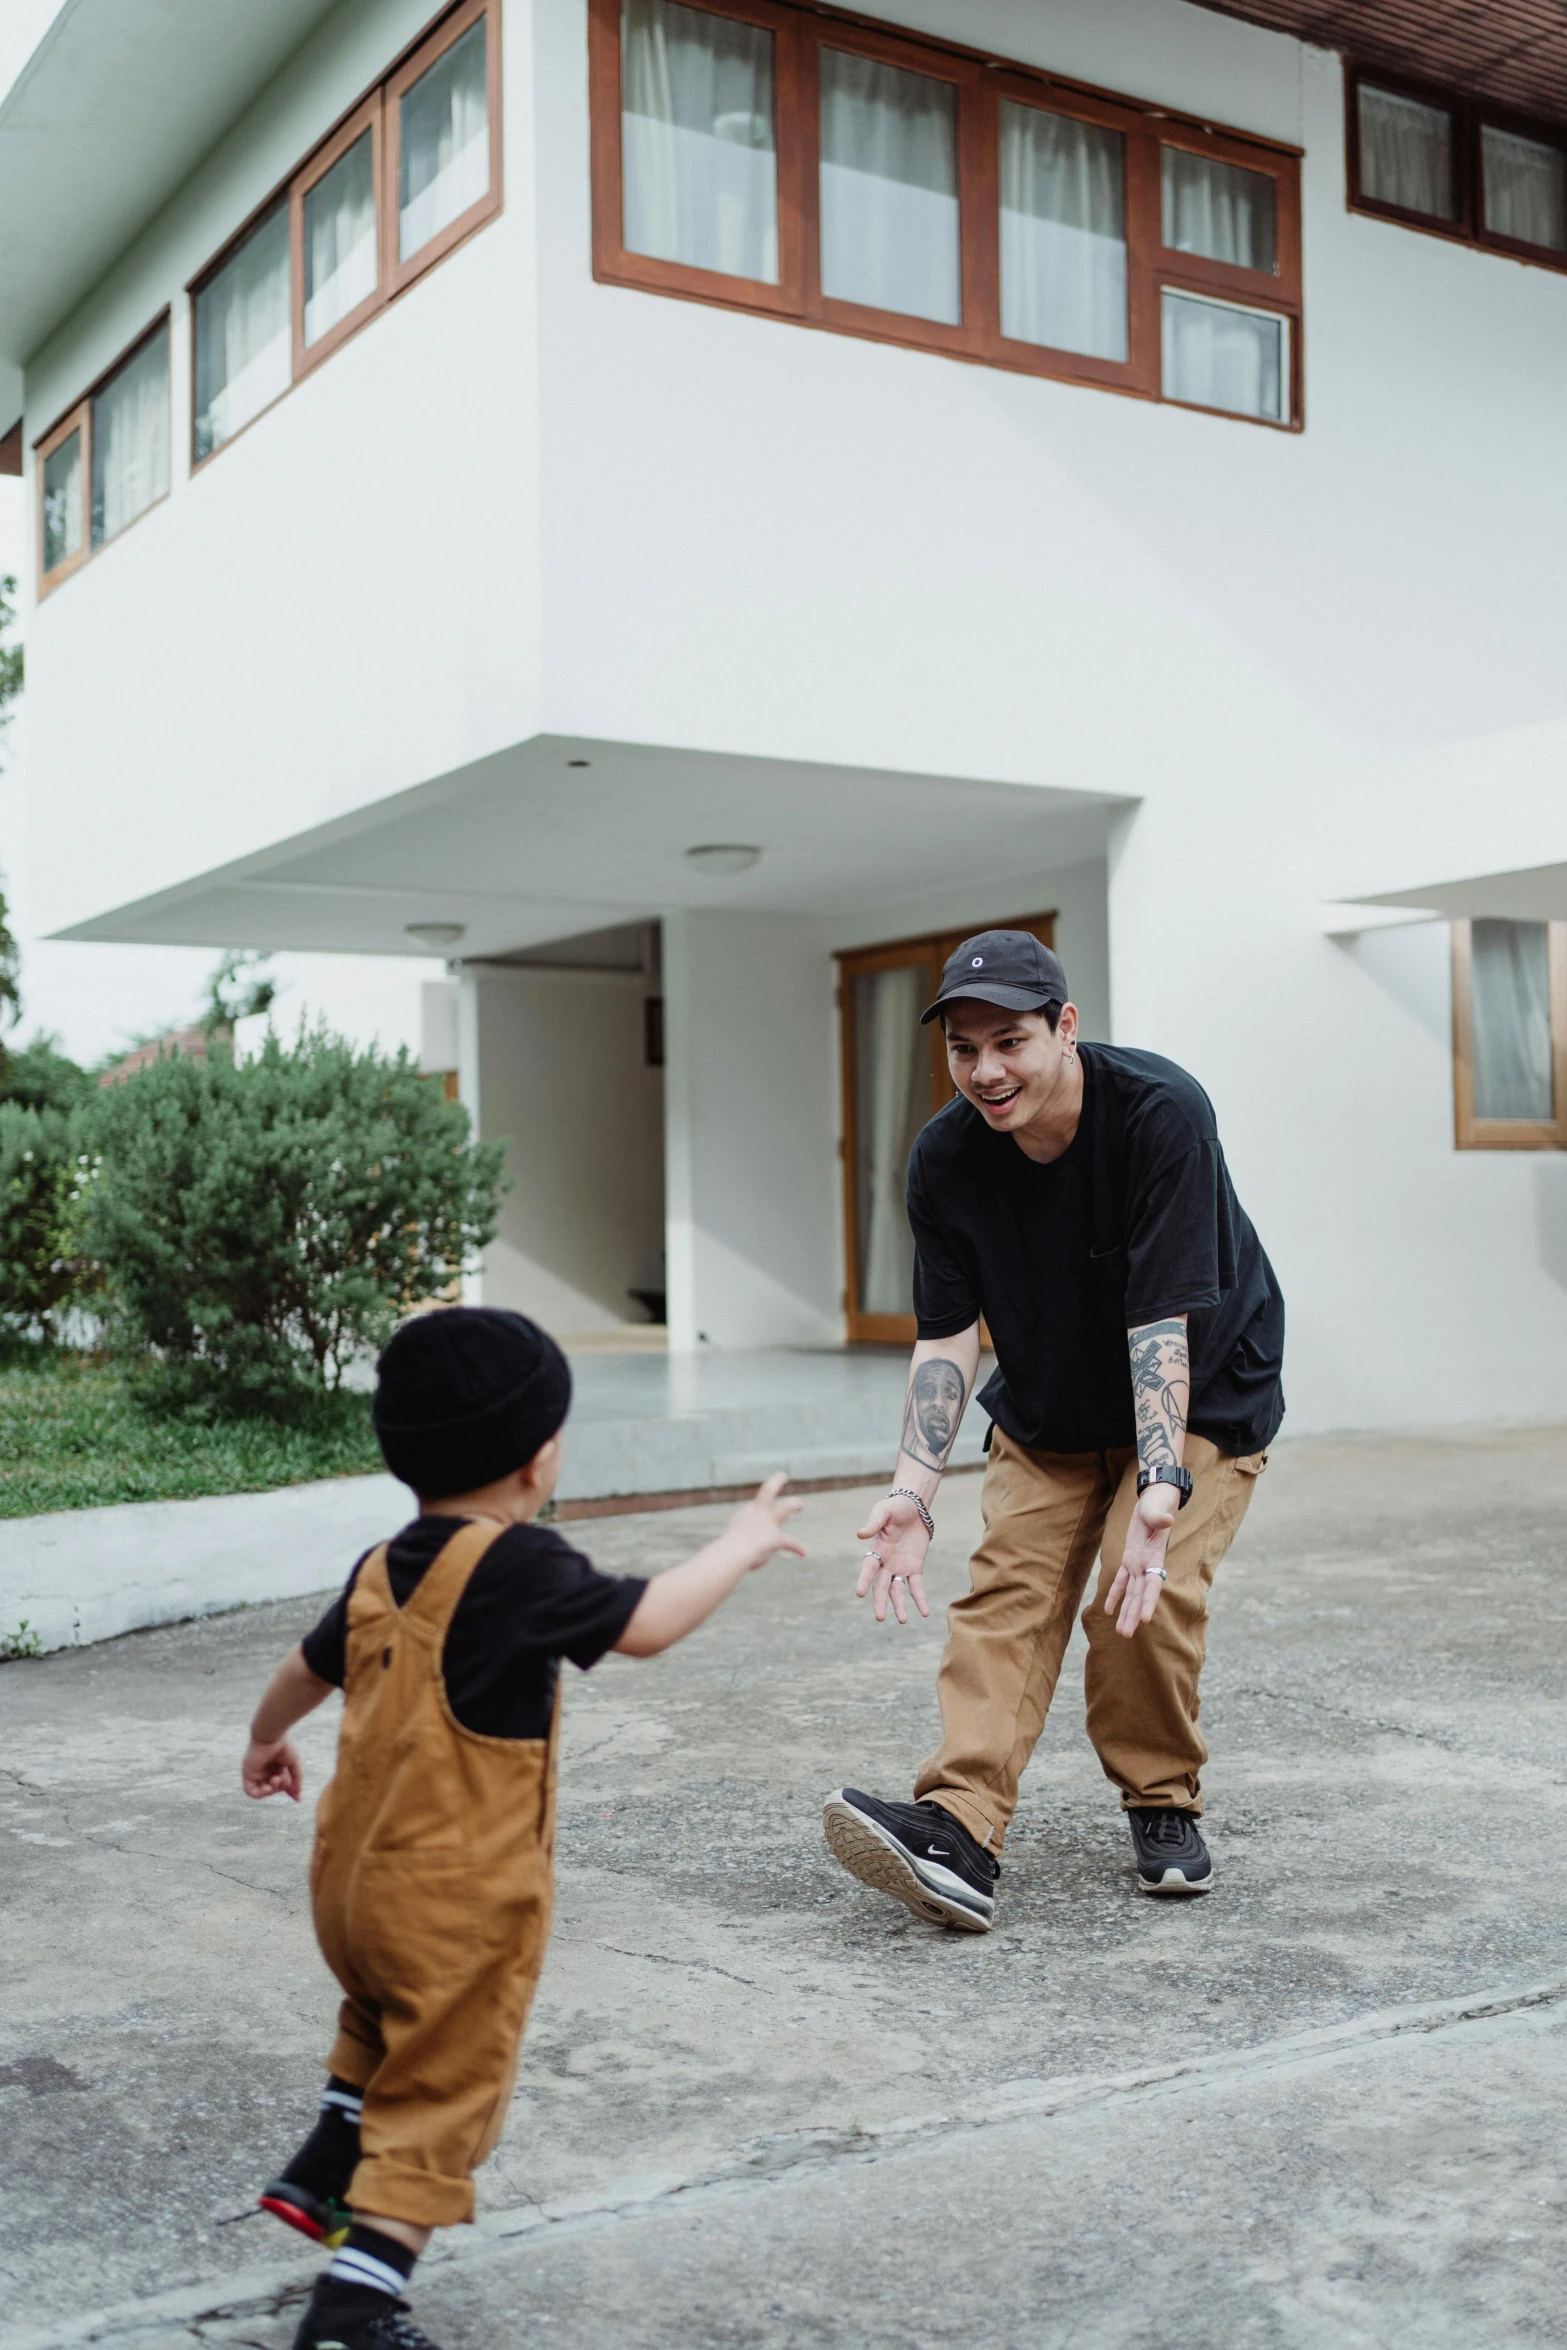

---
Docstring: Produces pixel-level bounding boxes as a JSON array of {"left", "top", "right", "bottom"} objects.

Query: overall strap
[
  {"left": 401, "top": 1518, "right": 510, "bottom": 1641},
  {"left": 350, "top": 1544, "right": 394, "bottom": 1620}
]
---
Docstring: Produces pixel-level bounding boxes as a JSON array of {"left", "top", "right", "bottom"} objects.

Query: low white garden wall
[{"left": 0, "top": 1474, "right": 405, "bottom": 1654}]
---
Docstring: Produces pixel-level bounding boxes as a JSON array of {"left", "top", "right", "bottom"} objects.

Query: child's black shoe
[
  {"left": 261, "top": 2080, "right": 361, "bottom": 2246},
  {"left": 291, "top": 2280, "right": 444, "bottom": 2350},
  {"left": 260, "top": 2176, "right": 352, "bottom": 2247}
]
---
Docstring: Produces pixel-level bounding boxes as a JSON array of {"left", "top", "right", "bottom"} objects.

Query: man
[{"left": 823, "top": 931, "right": 1284, "bottom": 1929}]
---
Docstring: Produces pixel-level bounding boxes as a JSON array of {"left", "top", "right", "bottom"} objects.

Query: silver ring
[
  {"left": 1144, "top": 1565, "right": 1168, "bottom": 1583},
  {"left": 891, "top": 1573, "right": 908, "bottom": 1584}
]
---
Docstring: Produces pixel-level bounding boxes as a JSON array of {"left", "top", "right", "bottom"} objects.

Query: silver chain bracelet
[{"left": 889, "top": 1487, "right": 935, "bottom": 1538}]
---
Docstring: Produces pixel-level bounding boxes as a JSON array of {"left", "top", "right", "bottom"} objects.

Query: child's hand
[
  {"left": 243, "top": 1735, "right": 304, "bottom": 1801},
  {"left": 722, "top": 1473, "right": 807, "bottom": 1572}
]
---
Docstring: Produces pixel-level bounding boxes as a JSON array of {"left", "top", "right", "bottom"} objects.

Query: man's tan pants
[{"left": 914, "top": 1430, "right": 1265, "bottom": 1852}]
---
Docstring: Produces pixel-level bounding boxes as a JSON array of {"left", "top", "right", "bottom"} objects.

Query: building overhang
[
  {"left": 54, "top": 733, "right": 1126, "bottom": 958},
  {"left": 1193, "top": 2, "right": 1567, "bottom": 123},
  {"left": 0, "top": 0, "right": 342, "bottom": 389},
  {"left": 1320, "top": 717, "right": 1567, "bottom": 935}
]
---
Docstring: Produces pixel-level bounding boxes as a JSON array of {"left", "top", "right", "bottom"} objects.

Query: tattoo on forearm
[
  {"left": 901, "top": 1357, "right": 968, "bottom": 1474},
  {"left": 1128, "top": 1317, "right": 1189, "bottom": 1475}
]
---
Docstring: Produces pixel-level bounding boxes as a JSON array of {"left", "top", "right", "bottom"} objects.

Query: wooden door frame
[{"left": 835, "top": 912, "right": 1055, "bottom": 1344}]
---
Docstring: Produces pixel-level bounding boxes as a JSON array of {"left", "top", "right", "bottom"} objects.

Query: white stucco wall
[
  {"left": 466, "top": 963, "right": 665, "bottom": 1336},
  {"left": 662, "top": 909, "right": 842, "bottom": 1350}
]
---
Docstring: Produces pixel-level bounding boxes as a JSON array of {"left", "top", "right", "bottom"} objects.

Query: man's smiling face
[{"left": 943, "top": 1001, "right": 1075, "bottom": 1135}]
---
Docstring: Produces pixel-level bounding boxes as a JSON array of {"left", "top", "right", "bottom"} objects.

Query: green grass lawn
[{"left": 0, "top": 1352, "right": 383, "bottom": 1518}]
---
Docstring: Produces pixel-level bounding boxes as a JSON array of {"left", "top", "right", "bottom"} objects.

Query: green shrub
[
  {"left": 0, "top": 1101, "right": 94, "bottom": 1340},
  {"left": 87, "top": 1027, "right": 504, "bottom": 1405}
]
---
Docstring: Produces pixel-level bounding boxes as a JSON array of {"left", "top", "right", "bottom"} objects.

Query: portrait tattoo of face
[{"left": 903, "top": 1357, "right": 966, "bottom": 1471}]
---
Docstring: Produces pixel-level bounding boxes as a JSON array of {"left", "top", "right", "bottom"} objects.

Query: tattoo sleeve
[
  {"left": 900, "top": 1356, "right": 969, "bottom": 1475},
  {"left": 1128, "top": 1317, "right": 1189, "bottom": 1476}
]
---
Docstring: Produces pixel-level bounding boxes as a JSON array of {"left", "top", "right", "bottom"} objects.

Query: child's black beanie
[{"left": 373, "top": 1307, "right": 572, "bottom": 1498}]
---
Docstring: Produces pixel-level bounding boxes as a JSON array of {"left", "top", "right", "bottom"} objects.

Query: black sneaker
[
  {"left": 1127, "top": 1806, "right": 1213, "bottom": 1895},
  {"left": 292, "top": 2283, "right": 443, "bottom": 2350},
  {"left": 823, "top": 1788, "right": 999, "bottom": 1931},
  {"left": 261, "top": 2097, "right": 359, "bottom": 2247}
]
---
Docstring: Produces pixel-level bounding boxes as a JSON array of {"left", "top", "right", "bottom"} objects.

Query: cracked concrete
[{"left": 2, "top": 1424, "right": 1565, "bottom": 2347}]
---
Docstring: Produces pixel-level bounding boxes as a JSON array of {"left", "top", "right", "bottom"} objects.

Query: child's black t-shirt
[{"left": 301, "top": 1518, "right": 647, "bottom": 1740}]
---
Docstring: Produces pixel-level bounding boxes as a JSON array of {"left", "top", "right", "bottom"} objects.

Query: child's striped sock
[{"left": 327, "top": 2222, "right": 418, "bottom": 2301}]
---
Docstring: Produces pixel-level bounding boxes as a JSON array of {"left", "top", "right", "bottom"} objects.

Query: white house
[{"left": 3, "top": 0, "right": 1566, "bottom": 1432}]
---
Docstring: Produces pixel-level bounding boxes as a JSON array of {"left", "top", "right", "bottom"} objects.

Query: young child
[{"left": 242, "top": 1305, "right": 804, "bottom": 2350}]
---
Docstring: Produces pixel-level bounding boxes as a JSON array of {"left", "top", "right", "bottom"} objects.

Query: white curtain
[
  {"left": 1472, "top": 919, "right": 1554, "bottom": 1122},
  {"left": 1481, "top": 125, "right": 1567, "bottom": 252},
  {"left": 42, "top": 429, "right": 83, "bottom": 573},
  {"left": 621, "top": 0, "right": 778, "bottom": 283},
  {"left": 91, "top": 327, "right": 169, "bottom": 546},
  {"left": 1162, "top": 146, "right": 1276, "bottom": 272},
  {"left": 1162, "top": 290, "right": 1284, "bottom": 421},
  {"left": 400, "top": 17, "right": 490, "bottom": 262},
  {"left": 820, "top": 48, "right": 959, "bottom": 324},
  {"left": 1357, "top": 84, "right": 1455, "bottom": 220},
  {"left": 854, "top": 966, "right": 929, "bottom": 1317},
  {"left": 999, "top": 103, "right": 1126, "bottom": 359},
  {"left": 304, "top": 131, "right": 377, "bottom": 347},
  {"left": 193, "top": 204, "right": 290, "bottom": 460}
]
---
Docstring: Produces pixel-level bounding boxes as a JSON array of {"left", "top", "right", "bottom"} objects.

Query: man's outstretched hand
[
  {"left": 1104, "top": 1485, "right": 1178, "bottom": 1638},
  {"left": 855, "top": 1494, "right": 931, "bottom": 1626}
]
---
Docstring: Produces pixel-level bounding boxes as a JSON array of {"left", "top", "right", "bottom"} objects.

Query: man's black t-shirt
[
  {"left": 301, "top": 1519, "right": 647, "bottom": 1740},
  {"left": 909, "top": 1043, "right": 1285, "bottom": 1458}
]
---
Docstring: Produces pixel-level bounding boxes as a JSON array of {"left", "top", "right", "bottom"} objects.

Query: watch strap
[{"left": 1136, "top": 1464, "right": 1193, "bottom": 1510}]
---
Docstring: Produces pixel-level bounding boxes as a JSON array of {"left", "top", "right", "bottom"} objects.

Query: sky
[{"left": 0, "top": 2, "right": 436, "bottom": 1069}]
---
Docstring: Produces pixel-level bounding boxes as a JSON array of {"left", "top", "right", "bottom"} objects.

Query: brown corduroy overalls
[{"left": 310, "top": 1521, "right": 559, "bottom": 2228}]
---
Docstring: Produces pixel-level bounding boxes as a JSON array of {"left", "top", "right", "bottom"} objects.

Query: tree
[
  {"left": 200, "top": 948, "right": 276, "bottom": 1040},
  {"left": 0, "top": 1101, "right": 90, "bottom": 1340},
  {"left": 87, "top": 1025, "right": 504, "bottom": 1404}
]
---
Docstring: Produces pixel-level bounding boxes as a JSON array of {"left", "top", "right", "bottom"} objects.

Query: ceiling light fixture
[
  {"left": 685, "top": 843, "right": 761, "bottom": 877},
  {"left": 405, "top": 921, "right": 466, "bottom": 949}
]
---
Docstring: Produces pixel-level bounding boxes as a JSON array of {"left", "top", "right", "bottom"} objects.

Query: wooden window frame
[
  {"left": 1451, "top": 918, "right": 1567, "bottom": 1151},
  {"left": 836, "top": 912, "right": 1055, "bottom": 1346},
  {"left": 35, "top": 404, "right": 90, "bottom": 596},
  {"left": 186, "top": 0, "right": 502, "bottom": 474},
  {"left": 1346, "top": 64, "right": 1567, "bottom": 276},
  {"left": 34, "top": 312, "right": 171, "bottom": 601},
  {"left": 188, "top": 198, "right": 292, "bottom": 475},
  {"left": 293, "top": 94, "right": 386, "bottom": 381},
  {"left": 385, "top": 0, "right": 504, "bottom": 300},
  {"left": 589, "top": 0, "right": 1303, "bottom": 428}
]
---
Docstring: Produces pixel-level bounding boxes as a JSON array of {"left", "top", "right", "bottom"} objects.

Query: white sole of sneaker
[
  {"left": 822, "top": 1795, "right": 993, "bottom": 1933},
  {"left": 1134, "top": 1866, "right": 1214, "bottom": 1897}
]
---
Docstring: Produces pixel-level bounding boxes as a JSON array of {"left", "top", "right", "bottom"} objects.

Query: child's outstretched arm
[
  {"left": 242, "top": 1646, "right": 336, "bottom": 1801},
  {"left": 615, "top": 1473, "right": 805, "bottom": 1657}
]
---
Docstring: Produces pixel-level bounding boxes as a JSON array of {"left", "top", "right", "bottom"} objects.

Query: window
[
  {"left": 1451, "top": 918, "right": 1567, "bottom": 1150},
  {"left": 620, "top": 0, "right": 779, "bottom": 282},
  {"left": 36, "top": 318, "right": 170, "bottom": 596},
  {"left": 835, "top": 915, "right": 1055, "bottom": 1343},
  {"left": 193, "top": 202, "right": 290, "bottom": 460},
  {"left": 818, "top": 48, "right": 961, "bottom": 326},
  {"left": 1349, "top": 67, "right": 1567, "bottom": 268},
  {"left": 999, "top": 105, "right": 1126, "bottom": 362},
  {"left": 1161, "top": 289, "right": 1288, "bottom": 425},
  {"left": 590, "top": 0, "right": 1303, "bottom": 425},
  {"left": 190, "top": 0, "right": 500, "bottom": 464}
]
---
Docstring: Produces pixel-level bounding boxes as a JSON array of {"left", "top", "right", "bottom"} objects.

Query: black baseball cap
[{"left": 920, "top": 930, "right": 1069, "bottom": 1026}]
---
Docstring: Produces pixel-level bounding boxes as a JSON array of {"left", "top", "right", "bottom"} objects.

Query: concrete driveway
[{"left": 2, "top": 1426, "right": 1564, "bottom": 2348}]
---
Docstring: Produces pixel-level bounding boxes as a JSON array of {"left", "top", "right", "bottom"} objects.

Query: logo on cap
[{"left": 971, "top": 956, "right": 983, "bottom": 967}]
